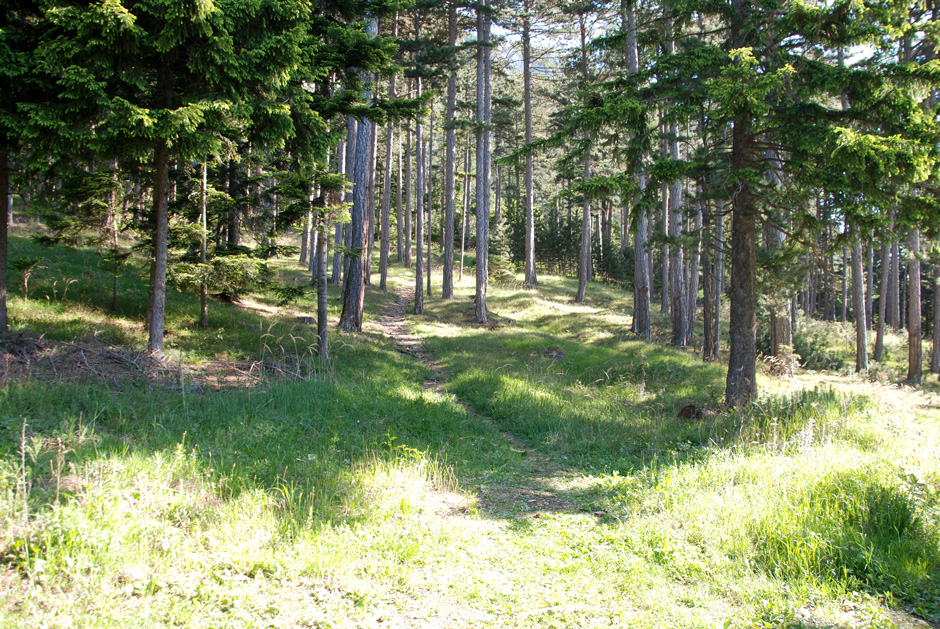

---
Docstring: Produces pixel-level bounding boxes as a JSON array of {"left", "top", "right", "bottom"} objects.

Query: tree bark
[
  {"left": 396, "top": 125, "right": 404, "bottom": 262},
  {"left": 405, "top": 117, "right": 413, "bottom": 269},
  {"left": 147, "top": 62, "right": 173, "bottom": 354},
  {"left": 414, "top": 57, "right": 425, "bottom": 313},
  {"left": 365, "top": 116, "right": 378, "bottom": 286},
  {"left": 852, "top": 227, "right": 868, "bottom": 371},
  {"left": 686, "top": 199, "right": 702, "bottom": 337},
  {"left": 931, "top": 261, "right": 940, "bottom": 374},
  {"left": 725, "top": 62, "right": 758, "bottom": 404},
  {"left": 712, "top": 208, "right": 723, "bottom": 358},
  {"left": 874, "top": 238, "right": 890, "bottom": 361},
  {"left": 522, "top": 0, "right": 537, "bottom": 289},
  {"left": 426, "top": 104, "right": 434, "bottom": 298},
  {"left": 702, "top": 206, "right": 715, "bottom": 360},
  {"left": 330, "top": 139, "right": 345, "bottom": 284},
  {"left": 475, "top": 0, "right": 491, "bottom": 323},
  {"left": 660, "top": 181, "right": 670, "bottom": 315},
  {"left": 380, "top": 46, "right": 397, "bottom": 291},
  {"left": 317, "top": 219, "right": 329, "bottom": 358},
  {"left": 0, "top": 149, "right": 8, "bottom": 333},
  {"left": 339, "top": 17, "right": 376, "bottom": 332},
  {"left": 908, "top": 228, "right": 922, "bottom": 384},
  {"left": 575, "top": 13, "right": 591, "bottom": 305},
  {"left": 460, "top": 135, "right": 471, "bottom": 281},
  {"left": 300, "top": 206, "right": 310, "bottom": 264},
  {"left": 866, "top": 239, "right": 874, "bottom": 330},
  {"left": 199, "top": 160, "right": 209, "bottom": 328},
  {"left": 442, "top": 4, "right": 458, "bottom": 299},
  {"left": 889, "top": 236, "right": 900, "bottom": 329}
]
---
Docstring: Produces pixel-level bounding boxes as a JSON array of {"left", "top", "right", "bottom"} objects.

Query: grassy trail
[{"left": 1, "top": 235, "right": 939, "bottom": 628}]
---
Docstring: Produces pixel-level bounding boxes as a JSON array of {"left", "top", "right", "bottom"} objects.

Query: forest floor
[{"left": 1, "top": 229, "right": 940, "bottom": 628}]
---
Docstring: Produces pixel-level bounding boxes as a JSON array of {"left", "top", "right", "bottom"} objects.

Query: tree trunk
[
  {"left": 460, "top": 135, "right": 471, "bottom": 282},
  {"left": 227, "top": 160, "right": 242, "bottom": 247},
  {"left": 396, "top": 126, "right": 404, "bottom": 263},
  {"left": 866, "top": 239, "right": 874, "bottom": 330},
  {"left": 908, "top": 228, "right": 922, "bottom": 384},
  {"left": 405, "top": 118, "right": 413, "bottom": 269},
  {"left": 712, "top": 209, "right": 724, "bottom": 358},
  {"left": 415, "top": 76, "right": 425, "bottom": 314},
  {"left": 339, "top": 17, "right": 377, "bottom": 332},
  {"left": 702, "top": 206, "right": 716, "bottom": 360},
  {"left": 725, "top": 69, "right": 758, "bottom": 407},
  {"left": 474, "top": 0, "right": 491, "bottom": 323},
  {"left": 365, "top": 116, "right": 378, "bottom": 286},
  {"left": 342, "top": 120, "right": 359, "bottom": 288},
  {"left": 300, "top": 206, "right": 310, "bottom": 264},
  {"left": 852, "top": 228, "right": 868, "bottom": 371},
  {"left": 874, "top": 238, "right": 889, "bottom": 361},
  {"left": 426, "top": 105, "right": 434, "bottom": 298},
  {"left": 0, "top": 149, "right": 8, "bottom": 333},
  {"left": 317, "top": 219, "right": 329, "bottom": 358},
  {"left": 199, "top": 160, "right": 209, "bottom": 328},
  {"left": 442, "top": 5, "right": 458, "bottom": 299},
  {"left": 660, "top": 180, "right": 670, "bottom": 315},
  {"left": 889, "top": 236, "right": 900, "bottom": 329},
  {"left": 686, "top": 200, "right": 702, "bottom": 337},
  {"left": 575, "top": 13, "right": 591, "bottom": 305},
  {"left": 380, "top": 44, "right": 396, "bottom": 291},
  {"left": 522, "top": 0, "right": 537, "bottom": 289},
  {"left": 147, "top": 62, "right": 173, "bottom": 354},
  {"left": 931, "top": 261, "right": 940, "bottom": 374},
  {"left": 330, "top": 142, "right": 345, "bottom": 285}
]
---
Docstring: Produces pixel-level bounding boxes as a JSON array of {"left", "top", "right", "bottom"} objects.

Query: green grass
[{"left": 2, "top": 224, "right": 939, "bottom": 628}]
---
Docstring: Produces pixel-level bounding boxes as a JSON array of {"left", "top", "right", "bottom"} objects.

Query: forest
[{"left": 2, "top": 0, "right": 940, "bottom": 627}]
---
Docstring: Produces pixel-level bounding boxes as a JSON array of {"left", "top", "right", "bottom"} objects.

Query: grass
[{"left": 1, "top": 222, "right": 939, "bottom": 628}]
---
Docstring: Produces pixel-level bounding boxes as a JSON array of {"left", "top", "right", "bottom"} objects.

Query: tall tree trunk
[
  {"left": 686, "top": 199, "right": 702, "bottom": 337},
  {"left": 405, "top": 118, "right": 413, "bottom": 269},
  {"left": 415, "top": 77, "right": 425, "bottom": 313},
  {"left": 852, "top": 227, "right": 868, "bottom": 371},
  {"left": 317, "top": 218, "right": 330, "bottom": 358},
  {"left": 330, "top": 142, "right": 345, "bottom": 284},
  {"left": 365, "top": 116, "right": 378, "bottom": 286},
  {"left": 889, "top": 236, "right": 900, "bottom": 329},
  {"left": 841, "top": 246, "right": 848, "bottom": 323},
  {"left": 908, "top": 228, "right": 922, "bottom": 384},
  {"left": 147, "top": 63, "right": 173, "bottom": 354},
  {"left": 300, "top": 206, "right": 311, "bottom": 264},
  {"left": 702, "top": 205, "right": 715, "bottom": 359},
  {"left": 339, "top": 16, "right": 376, "bottom": 332},
  {"left": 426, "top": 104, "right": 434, "bottom": 298},
  {"left": 380, "top": 33, "right": 397, "bottom": 292},
  {"left": 460, "top": 135, "right": 471, "bottom": 282},
  {"left": 227, "top": 160, "right": 242, "bottom": 247},
  {"left": 475, "top": 0, "right": 491, "bottom": 323},
  {"left": 0, "top": 149, "right": 9, "bottom": 333},
  {"left": 199, "top": 160, "right": 209, "bottom": 328},
  {"left": 442, "top": 4, "right": 458, "bottom": 299},
  {"left": 931, "top": 261, "right": 940, "bottom": 374},
  {"left": 396, "top": 126, "right": 404, "bottom": 262},
  {"left": 342, "top": 120, "right": 359, "bottom": 289},
  {"left": 575, "top": 13, "right": 591, "bottom": 305},
  {"left": 874, "top": 238, "right": 890, "bottom": 360},
  {"left": 712, "top": 209, "right": 724, "bottom": 358},
  {"left": 660, "top": 181, "right": 670, "bottom": 315},
  {"left": 522, "top": 0, "right": 537, "bottom": 289},
  {"left": 664, "top": 14, "right": 687, "bottom": 346},
  {"left": 866, "top": 239, "right": 874, "bottom": 330},
  {"left": 725, "top": 5, "right": 758, "bottom": 406}
]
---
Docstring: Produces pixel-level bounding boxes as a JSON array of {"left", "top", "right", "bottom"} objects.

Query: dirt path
[{"left": 371, "top": 286, "right": 578, "bottom": 518}]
